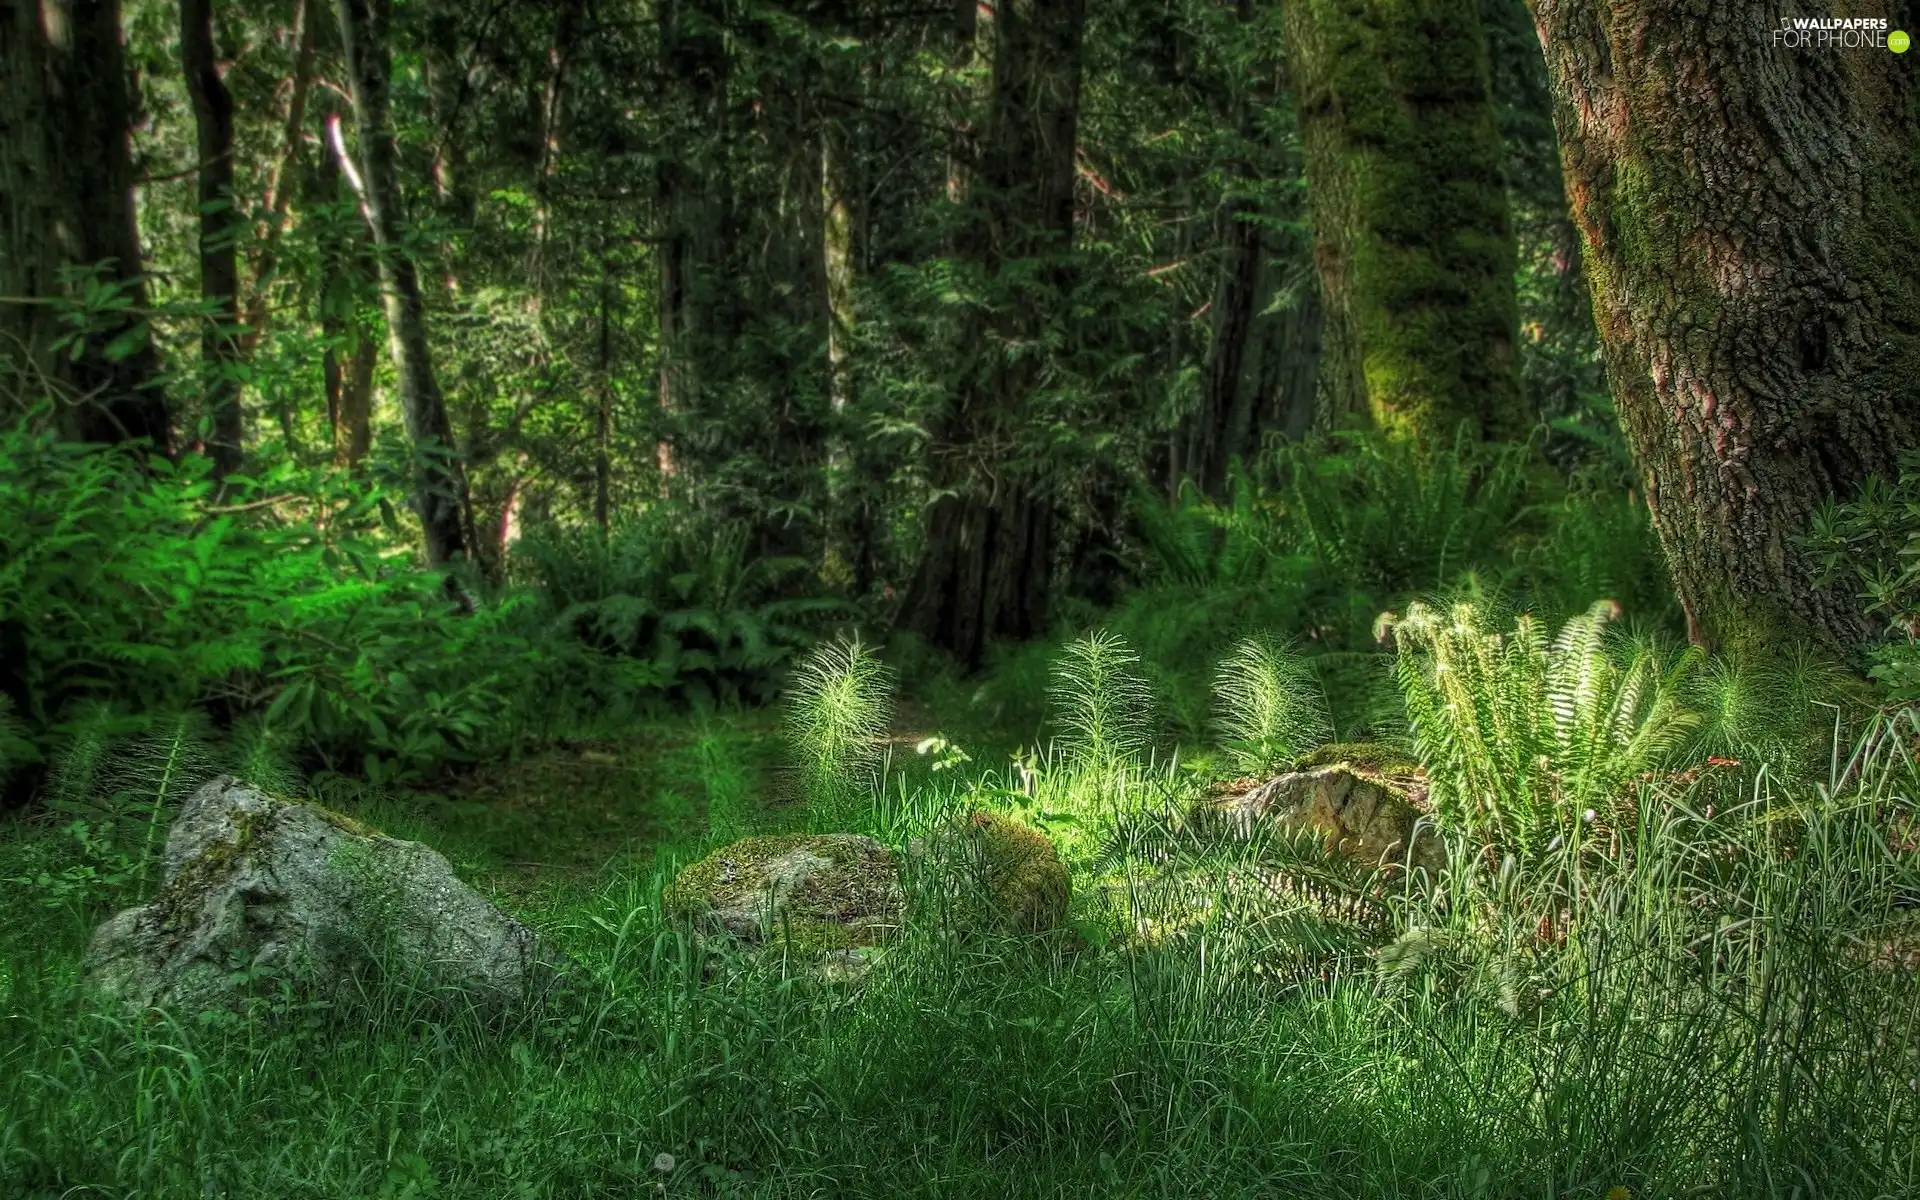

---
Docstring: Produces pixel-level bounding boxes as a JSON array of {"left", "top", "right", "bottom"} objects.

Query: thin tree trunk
[
  {"left": 181, "top": 0, "right": 243, "bottom": 478},
  {"left": 1285, "top": 0, "right": 1523, "bottom": 441},
  {"left": 1528, "top": 0, "right": 1920, "bottom": 655},
  {"left": 594, "top": 246, "right": 613, "bottom": 530},
  {"left": 1, "top": 0, "right": 170, "bottom": 451},
  {"left": 335, "top": 0, "right": 469, "bottom": 567},
  {"left": 238, "top": 0, "right": 317, "bottom": 357}
]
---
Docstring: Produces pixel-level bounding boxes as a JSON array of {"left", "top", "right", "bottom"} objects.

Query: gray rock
[
  {"left": 1199, "top": 761, "right": 1445, "bottom": 876},
  {"left": 84, "top": 776, "right": 563, "bottom": 1015}
]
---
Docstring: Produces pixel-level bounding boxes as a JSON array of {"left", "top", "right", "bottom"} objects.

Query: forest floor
[{"left": 2, "top": 699, "right": 1916, "bottom": 1199}]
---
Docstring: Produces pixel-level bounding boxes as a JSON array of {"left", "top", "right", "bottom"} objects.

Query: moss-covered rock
[
  {"left": 665, "top": 834, "right": 905, "bottom": 954},
  {"left": 913, "top": 812, "right": 1072, "bottom": 936},
  {"left": 1290, "top": 741, "right": 1424, "bottom": 782}
]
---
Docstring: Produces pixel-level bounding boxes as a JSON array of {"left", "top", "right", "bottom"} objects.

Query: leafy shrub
[{"left": 0, "top": 419, "right": 603, "bottom": 790}]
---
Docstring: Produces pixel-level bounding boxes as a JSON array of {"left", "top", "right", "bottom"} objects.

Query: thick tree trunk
[
  {"left": 1528, "top": 0, "right": 1920, "bottom": 655},
  {"left": 903, "top": 0, "right": 1086, "bottom": 666},
  {"left": 181, "top": 0, "right": 243, "bottom": 477},
  {"left": 0, "top": 0, "right": 170, "bottom": 451},
  {"left": 1284, "top": 0, "right": 1524, "bottom": 441},
  {"left": 335, "top": 0, "right": 469, "bottom": 566}
]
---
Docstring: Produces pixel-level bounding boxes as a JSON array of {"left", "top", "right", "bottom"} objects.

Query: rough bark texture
[
  {"left": 1284, "top": 0, "right": 1524, "bottom": 441},
  {"left": 181, "top": 0, "right": 243, "bottom": 477},
  {"left": 1529, "top": 0, "right": 1920, "bottom": 654},
  {"left": 903, "top": 0, "right": 1087, "bottom": 666},
  {"left": 0, "top": 0, "right": 170, "bottom": 450},
  {"left": 336, "top": 0, "right": 470, "bottom": 567}
]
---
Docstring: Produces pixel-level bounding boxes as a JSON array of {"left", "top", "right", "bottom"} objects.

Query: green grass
[{"left": 2, "top": 654, "right": 1917, "bottom": 1198}]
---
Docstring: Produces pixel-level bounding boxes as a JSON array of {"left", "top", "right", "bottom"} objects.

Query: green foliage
[
  {"left": 1049, "top": 631, "right": 1154, "bottom": 775},
  {"left": 513, "top": 515, "right": 842, "bottom": 710},
  {"left": 1389, "top": 599, "right": 1697, "bottom": 856},
  {"left": 1211, "top": 636, "right": 1331, "bottom": 774},
  {"left": 785, "top": 636, "right": 894, "bottom": 826},
  {"left": 1805, "top": 451, "right": 1920, "bottom": 699}
]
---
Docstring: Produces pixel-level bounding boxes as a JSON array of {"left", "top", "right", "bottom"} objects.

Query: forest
[{"left": 1, "top": 0, "right": 1918, "bottom": 1195}]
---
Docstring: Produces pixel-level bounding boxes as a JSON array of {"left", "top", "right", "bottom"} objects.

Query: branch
[{"left": 325, "top": 112, "right": 377, "bottom": 234}]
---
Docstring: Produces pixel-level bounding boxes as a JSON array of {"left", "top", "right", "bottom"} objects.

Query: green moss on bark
[{"left": 1287, "top": 0, "right": 1524, "bottom": 441}]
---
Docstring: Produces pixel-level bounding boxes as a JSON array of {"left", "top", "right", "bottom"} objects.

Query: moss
[
  {"left": 309, "top": 803, "right": 381, "bottom": 840},
  {"left": 1292, "top": 741, "right": 1423, "bottom": 780},
  {"left": 1287, "top": 0, "right": 1523, "bottom": 441},
  {"left": 946, "top": 812, "right": 1071, "bottom": 935},
  {"left": 153, "top": 806, "right": 262, "bottom": 933},
  {"left": 665, "top": 834, "right": 902, "bottom": 951}
]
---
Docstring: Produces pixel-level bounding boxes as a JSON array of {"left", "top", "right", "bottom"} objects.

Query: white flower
[{"left": 654, "top": 1153, "right": 676, "bottom": 1174}]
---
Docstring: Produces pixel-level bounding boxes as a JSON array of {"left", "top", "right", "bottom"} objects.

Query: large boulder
[
  {"left": 84, "top": 777, "right": 564, "bottom": 1015},
  {"left": 1198, "top": 745, "right": 1445, "bottom": 876}
]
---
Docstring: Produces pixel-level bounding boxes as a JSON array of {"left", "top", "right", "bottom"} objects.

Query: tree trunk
[
  {"left": 181, "top": 0, "right": 243, "bottom": 478},
  {"left": 902, "top": 0, "right": 1087, "bottom": 666},
  {"left": 335, "top": 0, "right": 469, "bottom": 566},
  {"left": 239, "top": 0, "right": 317, "bottom": 359},
  {"left": 593, "top": 245, "right": 613, "bottom": 531},
  {"left": 654, "top": 0, "right": 735, "bottom": 474},
  {"left": 0, "top": 0, "right": 170, "bottom": 451},
  {"left": 1284, "top": 0, "right": 1524, "bottom": 441},
  {"left": 1528, "top": 0, "right": 1920, "bottom": 655}
]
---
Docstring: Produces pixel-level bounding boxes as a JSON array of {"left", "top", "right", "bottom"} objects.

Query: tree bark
[
  {"left": 1528, "top": 0, "right": 1920, "bottom": 655},
  {"left": 0, "top": 0, "right": 170, "bottom": 451},
  {"left": 180, "top": 0, "right": 243, "bottom": 477},
  {"left": 335, "top": 0, "right": 469, "bottom": 566},
  {"left": 902, "top": 0, "right": 1087, "bottom": 666},
  {"left": 1284, "top": 0, "right": 1524, "bottom": 441}
]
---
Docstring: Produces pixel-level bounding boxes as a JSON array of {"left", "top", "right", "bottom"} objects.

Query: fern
[
  {"left": 1050, "top": 630, "right": 1154, "bottom": 774},
  {"left": 785, "top": 635, "right": 894, "bottom": 823},
  {"left": 1390, "top": 599, "right": 1698, "bottom": 856},
  {"left": 1212, "top": 636, "right": 1331, "bottom": 773}
]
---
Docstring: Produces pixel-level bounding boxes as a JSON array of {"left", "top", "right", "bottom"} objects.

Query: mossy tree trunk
[
  {"left": 1, "top": 0, "right": 171, "bottom": 451},
  {"left": 1528, "top": 0, "right": 1920, "bottom": 654},
  {"left": 335, "top": 0, "right": 470, "bottom": 568},
  {"left": 902, "top": 0, "right": 1087, "bottom": 666},
  {"left": 1284, "top": 0, "right": 1524, "bottom": 442}
]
